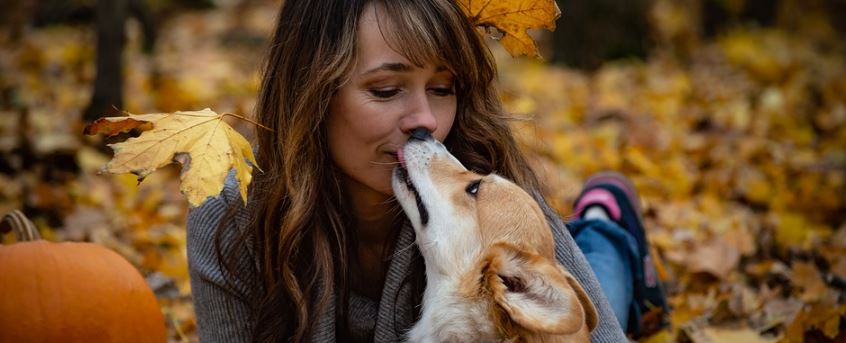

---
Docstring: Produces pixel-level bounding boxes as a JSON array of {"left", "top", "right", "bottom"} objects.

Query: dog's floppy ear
[{"left": 483, "top": 242, "right": 597, "bottom": 335}]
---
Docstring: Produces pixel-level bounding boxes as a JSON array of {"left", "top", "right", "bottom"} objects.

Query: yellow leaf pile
[
  {"left": 457, "top": 0, "right": 561, "bottom": 58},
  {"left": 1, "top": 1, "right": 844, "bottom": 341},
  {"left": 85, "top": 109, "right": 258, "bottom": 207}
]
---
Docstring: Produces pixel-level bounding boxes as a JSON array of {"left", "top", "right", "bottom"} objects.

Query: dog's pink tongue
[{"left": 397, "top": 148, "right": 406, "bottom": 168}]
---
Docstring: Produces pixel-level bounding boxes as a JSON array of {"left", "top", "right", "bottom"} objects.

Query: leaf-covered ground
[{"left": 1, "top": 1, "right": 844, "bottom": 342}]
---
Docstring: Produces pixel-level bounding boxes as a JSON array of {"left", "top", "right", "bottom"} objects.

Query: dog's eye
[{"left": 466, "top": 180, "right": 481, "bottom": 197}]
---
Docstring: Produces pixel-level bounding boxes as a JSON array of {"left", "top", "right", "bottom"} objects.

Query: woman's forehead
[{"left": 355, "top": 6, "right": 408, "bottom": 69}]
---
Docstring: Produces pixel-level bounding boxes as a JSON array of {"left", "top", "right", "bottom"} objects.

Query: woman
[{"left": 187, "top": 0, "right": 633, "bottom": 341}]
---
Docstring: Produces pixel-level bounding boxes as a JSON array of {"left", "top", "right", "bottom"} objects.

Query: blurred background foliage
[{"left": 0, "top": 0, "right": 844, "bottom": 342}]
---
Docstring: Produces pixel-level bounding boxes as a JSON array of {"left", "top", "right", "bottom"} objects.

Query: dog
[{"left": 392, "top": 132, "right": 598, "bottom": 342}]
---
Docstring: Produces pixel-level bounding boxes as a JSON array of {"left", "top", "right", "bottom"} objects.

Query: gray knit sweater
[{"left": 186, "top": 175, "right": 627, "bottom": 342}]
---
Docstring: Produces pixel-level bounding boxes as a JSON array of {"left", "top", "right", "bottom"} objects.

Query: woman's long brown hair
[{"left": 213, "top": 0, "right": 543, "bottom": 341}]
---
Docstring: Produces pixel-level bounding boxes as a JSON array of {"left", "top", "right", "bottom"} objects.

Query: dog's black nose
[{"left": 409, "top": 128, "right": 432, "bottom": 141}]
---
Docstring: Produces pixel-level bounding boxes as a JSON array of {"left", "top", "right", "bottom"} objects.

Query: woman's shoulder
[
  {"left": 186, "top": 171, "right": 252, "bottom": 250},
  {"left": 529, "top": 191, "right": 567, "bottom": 234},
  {"left": 531, "top": 191, "right": 578, "bottom": 254},
  {"left": 185, "top": 172, "right": 260, "bottom": 335},
  {"left": 186, "top": 171, "right": 258, "bottom": 289}
]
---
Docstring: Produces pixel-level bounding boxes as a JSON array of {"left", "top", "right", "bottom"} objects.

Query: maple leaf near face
[
  {"left": 457, "top": 0, "right": 561, "bottom": 58},
  {"left": 84, "top": 109, "right": 259, "bottom": 207}
]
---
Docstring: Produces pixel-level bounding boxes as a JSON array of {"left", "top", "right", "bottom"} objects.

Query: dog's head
[
  {"left": 392, "top": 133, "right": 555, "bottom": 267},
  {"left": 392, "top": 133, "right": 597, "bottom": 338}
]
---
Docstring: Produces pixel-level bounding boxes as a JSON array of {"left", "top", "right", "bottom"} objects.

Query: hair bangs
[{"left": 375, "top": 0, "right": 485, "bottom": 88}]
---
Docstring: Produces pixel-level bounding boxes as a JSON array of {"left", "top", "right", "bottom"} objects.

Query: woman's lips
[
  {"left": 385, "top": 150, "right": 406, "bottom": 168},
  {"left": 396, "top": 148, "right": 406, "bottom": 168}
]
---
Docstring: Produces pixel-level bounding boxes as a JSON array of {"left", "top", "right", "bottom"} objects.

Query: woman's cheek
[{"left": 434, "top": 103, "right": 457, "bottom": 141}]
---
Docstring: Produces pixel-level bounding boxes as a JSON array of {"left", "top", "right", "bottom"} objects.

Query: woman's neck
[
  {"left": 342, "top": 175, "right": 401, "bottom": 247},
  {"left": 348, "top": 189, "right": 399, "bottom": 248},
  {"left": 343, "top": 178, "right": 403, "bottom": 299}
]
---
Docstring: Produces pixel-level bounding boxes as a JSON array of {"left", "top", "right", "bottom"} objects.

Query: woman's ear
[{"left": 483, "top": 242, "right": 596, "bottom": 335}]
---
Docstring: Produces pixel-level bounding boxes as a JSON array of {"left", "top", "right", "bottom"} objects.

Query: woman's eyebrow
[
  {"left": 360, "top": 63, "right": 451, "bottom": 76},
  {"left": 362, "top": 62, "right": 411, "bottom": 75}
]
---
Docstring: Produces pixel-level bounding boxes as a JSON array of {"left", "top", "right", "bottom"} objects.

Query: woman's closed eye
[
  {"left": 369, "top": 87, "right": 454, "bottom": 99},
  {"left": 369, "top": 88, "right": 401, "bottom": 99},
  {"left": 429, "top": 86, "right": 455, "bottom": 97}
]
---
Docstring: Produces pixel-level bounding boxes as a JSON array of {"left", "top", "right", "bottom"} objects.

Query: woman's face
[{"left": 327, "top": 4, "right": 457, "bottom": 198}]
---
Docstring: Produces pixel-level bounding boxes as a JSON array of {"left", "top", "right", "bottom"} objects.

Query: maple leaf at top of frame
[{"left": 458, "top": 0, "right": 561, "bottom": 58}]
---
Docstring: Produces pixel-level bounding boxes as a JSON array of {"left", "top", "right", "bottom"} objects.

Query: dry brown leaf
[
  {"left": 687, "top": 236, "right": 741, "bottom": 279},
  {"left": 457, "top": 0, "right": 560, "bottom": 58},
  {"left": 84, "top": 109, "right": 258, "bottom": 207},
  {"left": 84, "top": 117, "right": 153, "bottom": 137},
  {"left": 790, "top": 261, "right": 829, "bottom": 303},
  {"left": 829, "top": 258, "right": 846, "bottom": 280}
]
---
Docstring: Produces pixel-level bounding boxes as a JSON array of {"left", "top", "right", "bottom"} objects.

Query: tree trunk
[
  {"left": 83, "top": 0, "right": 127, "bottom": 123},
  {"left": 550, "top": 0, "right": 651, "bottom": 71}
]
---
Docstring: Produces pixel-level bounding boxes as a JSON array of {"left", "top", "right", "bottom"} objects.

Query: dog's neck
[
  {"left": 409, "top": 256, "right": 499, "bottom": 343},
  {"left": 418, "top": 238, "right": 482, "bottom": 281}
]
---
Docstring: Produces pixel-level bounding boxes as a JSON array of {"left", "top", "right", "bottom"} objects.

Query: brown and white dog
[{"left": 392, "top": 134, "right": 598, "bottom": 342}]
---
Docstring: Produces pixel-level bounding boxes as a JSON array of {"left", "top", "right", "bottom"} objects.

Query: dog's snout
[{"left": 409, "top": 128, "right": 433, "bottom": 141}]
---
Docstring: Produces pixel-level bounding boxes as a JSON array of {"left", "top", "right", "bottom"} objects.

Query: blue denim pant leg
[{"left": 567, "top": 218, "right": 641, "bottom": 331}]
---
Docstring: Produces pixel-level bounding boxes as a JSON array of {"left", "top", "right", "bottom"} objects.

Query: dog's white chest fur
[{"left": 406, "top": 277, "right": 497, "bottom": 343}]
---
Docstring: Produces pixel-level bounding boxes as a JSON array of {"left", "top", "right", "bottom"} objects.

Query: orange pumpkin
[{"left": 0, "top": 210, "right": 167, "bottom": 343}]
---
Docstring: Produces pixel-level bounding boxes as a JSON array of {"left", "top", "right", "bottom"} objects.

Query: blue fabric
[{"left": 568, "top": 218, "right": 641, "bottom": 332}]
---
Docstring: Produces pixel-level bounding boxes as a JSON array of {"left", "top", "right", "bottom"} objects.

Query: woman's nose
[{"left": 400, "top": 94, "right": 438, "bottom": 136}]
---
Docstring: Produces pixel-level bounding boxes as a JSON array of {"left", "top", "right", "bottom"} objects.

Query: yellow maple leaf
[
  {"left": 458, "top": 0, "right": 561, "bottom": 58},
  {"left": 85, "top": 108, "right": 259, "bottom": 207}
]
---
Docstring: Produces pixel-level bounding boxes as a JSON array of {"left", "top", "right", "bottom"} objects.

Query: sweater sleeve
[
  {"left": 535, "top": 194, "right": 629, "bottom": 342},
  {"left": 186, "top": 175, "right": 257, "bottom": 343}
]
